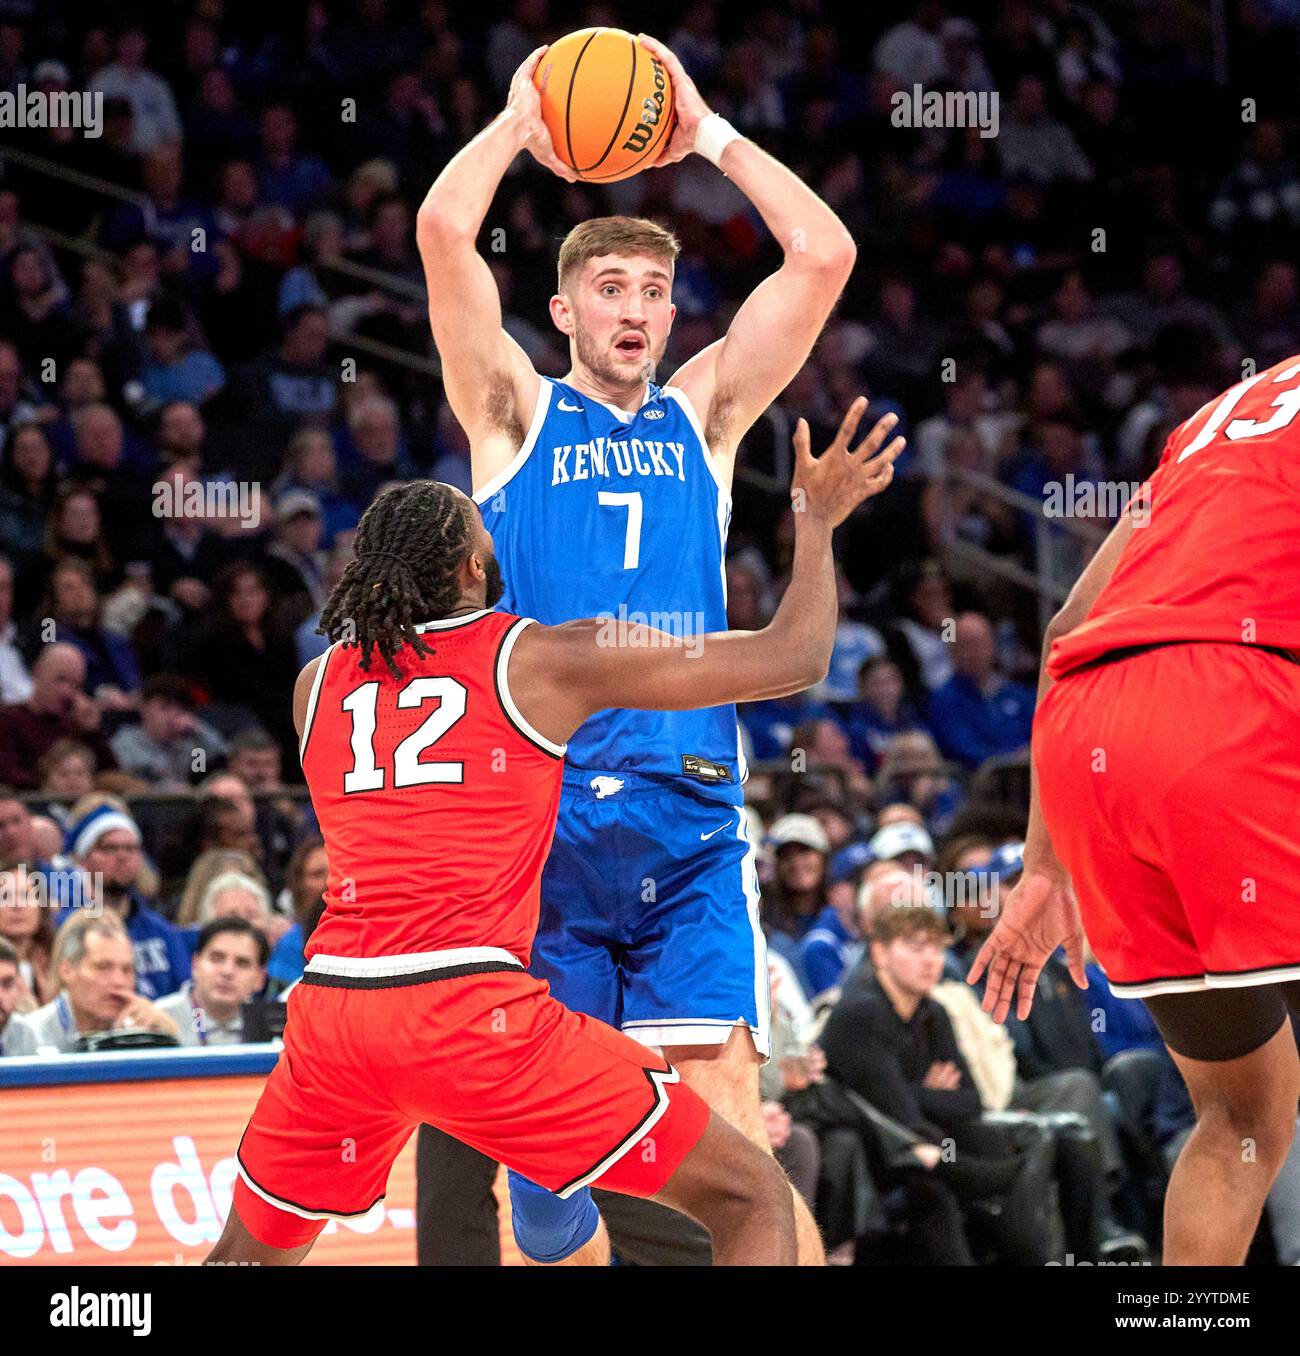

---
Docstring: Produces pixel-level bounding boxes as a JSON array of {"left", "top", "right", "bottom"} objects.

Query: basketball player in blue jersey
[{"left": 417, "top": 38, "right": 873, "bottom": 1266}]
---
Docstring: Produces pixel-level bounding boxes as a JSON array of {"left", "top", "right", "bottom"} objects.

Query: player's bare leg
[
  {"left": 1163, "top": 1019, "right": 1300, "bottom": 1264},
  {"left": 205, "top": 1203, "right": 317, "bottom": 1266},
  {"left": 665, "top": 1022, "right": 825, "bottom": 1265},
  {"left": 651, "top": 1108, "right": 796, "bottom": 1264}
]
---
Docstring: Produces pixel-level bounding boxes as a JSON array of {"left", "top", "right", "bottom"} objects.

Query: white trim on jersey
[
  {"left": 1110, "top": 961, "right": 1300, "bottom": 1000},
  {"left": 661, "top": 384, "right": 731, "bottom": 499},
  {"left": 412, "top": 610, "right": 492, "bottom": 632},
  {"left": 496, "top": 617, "right": 568, "bottom": 757},
  {"left": 297, "top": 642, "right": 338, "bottom": 765},
  {"left": 472, "top": 378, "right": 553, "bottom": 505},
  {"left": 304, "top": 946, "right": 524, "bottom": 979}
]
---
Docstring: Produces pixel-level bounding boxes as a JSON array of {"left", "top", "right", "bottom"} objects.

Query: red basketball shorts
[
  {"left": 233, "top": 952, "right": 710, "bottom": 1249},
  {"left": 1035, "top": 641, "right": 1300, "bottom": 999}
]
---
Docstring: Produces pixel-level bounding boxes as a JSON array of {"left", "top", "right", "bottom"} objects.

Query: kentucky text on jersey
[
  {"left": 550, "top": 437, "right": 687, "bottom": 484},
  {"left": 477, "top": 377, "right": 746, "bottom": 800}
]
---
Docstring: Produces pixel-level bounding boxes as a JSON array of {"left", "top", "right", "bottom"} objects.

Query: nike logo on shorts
[{"left": 700, "top": 820, "right": 732, "bottom": 842}]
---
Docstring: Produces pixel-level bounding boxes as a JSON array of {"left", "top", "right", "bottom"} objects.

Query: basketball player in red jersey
[
  {"left": 969, "top": 354, "right": 1300, "bottom": 1265},
  {"left": 206, "top": 399, "right": 903, "bottom": 1266}
]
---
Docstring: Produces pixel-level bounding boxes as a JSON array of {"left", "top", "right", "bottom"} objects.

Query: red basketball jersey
[
  {"left": 1048, "top": 353, "right": 1300, "bottom": 679},
  {"left": 300, "top": 609, "right": 565, "bottom": 963}
]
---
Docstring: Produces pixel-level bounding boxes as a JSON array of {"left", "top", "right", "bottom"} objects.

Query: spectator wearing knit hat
[{"left": 59, "top": 803, "right": 191, "bottom": 1000}]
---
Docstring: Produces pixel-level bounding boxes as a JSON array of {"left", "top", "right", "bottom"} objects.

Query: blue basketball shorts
[{"left": 532, "top": 769, "right": 771, "bottom": 1057}]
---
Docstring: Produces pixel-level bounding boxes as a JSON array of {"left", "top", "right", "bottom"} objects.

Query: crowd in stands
[{"left": 1, "top": 0, "right": 1299, "bottom": 1263}]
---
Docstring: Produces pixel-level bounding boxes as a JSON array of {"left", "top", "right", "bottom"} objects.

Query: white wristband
[{"left": 694, "top": 113, "right": 742, "bottom": 169}]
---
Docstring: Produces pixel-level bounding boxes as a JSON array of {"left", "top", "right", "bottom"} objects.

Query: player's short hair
[
  {"left": 870, "top": 902, "right": 950, "bottom": 948},
  {"left": 557, "top": 216, "right": 680, "bottom": 292}
]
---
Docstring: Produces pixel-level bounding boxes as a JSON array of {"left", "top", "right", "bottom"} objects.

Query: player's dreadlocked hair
[{"left": 317, "top": 480, "right": 475, "bottom": 680}]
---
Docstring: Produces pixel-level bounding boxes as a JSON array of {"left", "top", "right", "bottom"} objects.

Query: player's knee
[
  {"left": 1197, "top": 1086, "right": 1299, "bottom": 1169},
  {"left": 691, "top": 1142, "right": 790, "bottom": 1236},
  {"left": 507, "top": 1172, "right": 600, "bottom": 1264}
]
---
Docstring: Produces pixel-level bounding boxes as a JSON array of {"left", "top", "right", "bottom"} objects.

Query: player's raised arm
[
  {"left": 637, "top": 34, "right": 857, "bottom": 465},
  {"left": 416, "top": 48, "right": 573, "bottom": 479},
  {"left": 510, "top": 400, "right": 902, "bottom": 738}
]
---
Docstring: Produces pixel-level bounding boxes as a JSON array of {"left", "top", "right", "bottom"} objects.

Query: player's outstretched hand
[
  {"left": 636, "top": 33, "right": 710, "bottom": 167},
  {"left": 791, "top": 397, "right": 904, "bottom": 530},
  {"left": 967, "top": 866, "right": 1088, "bottom": 1023},
  {"left": 507, "top": 46, "right": 577, "bottom": 181}
]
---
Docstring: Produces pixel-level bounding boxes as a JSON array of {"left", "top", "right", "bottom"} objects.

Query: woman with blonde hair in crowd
[{"left": 176, "top": 848, "right": 266, "bottom": 928}]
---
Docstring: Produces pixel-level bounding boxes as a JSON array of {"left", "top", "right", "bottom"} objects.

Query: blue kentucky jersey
[{"left": 476, "top": 376, "right": 745, "bottom": 801}]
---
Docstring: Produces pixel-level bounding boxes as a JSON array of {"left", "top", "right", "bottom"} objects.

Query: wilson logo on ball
[
  {"left": 622, "top": 59, "right": 668, "bottom": 153},
  {"left": 535, "top": 28, "right": 676, "bottom": 183}
]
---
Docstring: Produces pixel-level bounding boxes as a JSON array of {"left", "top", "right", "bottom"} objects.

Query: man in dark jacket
[{"left": 821, "top": 903, "right": 1050, "bottom": 1264}]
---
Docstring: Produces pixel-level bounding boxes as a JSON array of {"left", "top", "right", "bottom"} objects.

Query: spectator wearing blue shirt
[
  {"left": 45, "top": 558, "right": 140, "bottom": 700},
  {"left": 103, "top": 145, "right": 225, "bottom": 287},
  {"left": 812, "top": 571, "right": 885, "bottom": 701},
  {"left": 266, "top": 835, "right": 328, "bottom": 996},
  {"left": 764, "top": 814, "right": 832, "bottom": 969},
  {"left": 927, "top": 612, "right": 1035, "bottom": 769},
  {"left": 799, "top": 899, "right": 863, "bottom": 1001},
  {"left": 256, "top": 103, "right": 332, "bottom": 217},
  {"left": 842, "top": 655, "right": 930, "bottom": 767},
  {"left": 295, "top": 542, "right": 353, "bottom": 667},
  {"left": 60, "top": 805, "right": 191, "bottom": 1001},
  {"left": 140, "top": 298, "right": 226, "bottom": 408},
  {"left": 738, "top": 691, "right": 833, "bottom": 761},
  {"left": 874, "top": 732, "right": 965, "bottom": 836},
  {"left": 272, "top": 426, "right": 362, "bottom": 550}
]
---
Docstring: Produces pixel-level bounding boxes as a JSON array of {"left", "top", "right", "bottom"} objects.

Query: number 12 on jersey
[{"left": 341, "top": 678, "right": 467, "bottom": 791}]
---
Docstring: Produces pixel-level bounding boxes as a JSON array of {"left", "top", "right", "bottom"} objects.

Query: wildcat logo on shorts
[{"left": 590, "top": 776, "right": 625, "bottom": 799}]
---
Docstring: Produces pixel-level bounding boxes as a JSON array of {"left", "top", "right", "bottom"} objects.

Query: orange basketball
[{"left": 534, "top": 28, "right": 676, "bottom": 183}]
